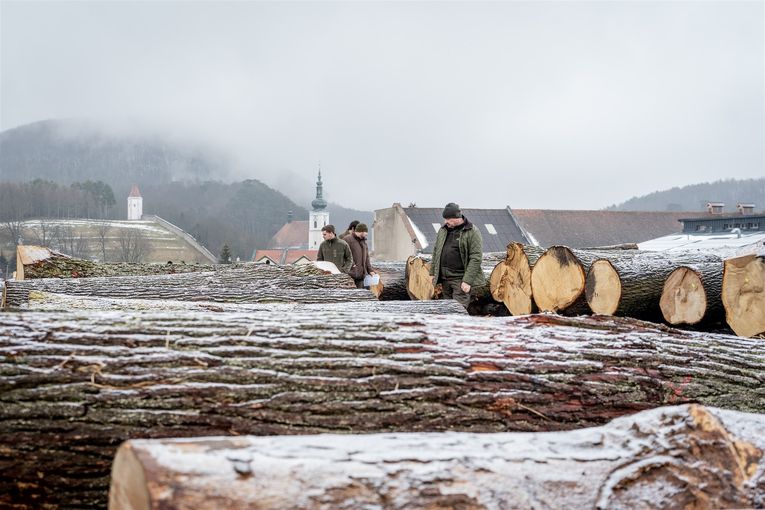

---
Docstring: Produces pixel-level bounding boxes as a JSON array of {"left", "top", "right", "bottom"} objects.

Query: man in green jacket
[
  {"left": 429, "top": 202, "right": 484, "bottom": 308},
  {"left": 316, "top": 225, "right": 353, "bottom": 274}
]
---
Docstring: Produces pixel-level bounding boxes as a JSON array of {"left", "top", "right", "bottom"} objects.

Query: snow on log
[
  {"left": 1, "top": 311, "right": 764, "bottom": 507},
  {"left": 488, "top": 243, "right": 544, "bottom": 315},
  {"left": 2, "top": 263, "right": 364, "bottom": 308},
  {"left": 21, "top": 291, "right": 467, "bottom": 315},
  {"left": 660, "top": 262, "right": 725, "bottom": 327},
  {"left": 586, "top": 251, "right": 722, "bottom": 321},
  {"left": 109, "top": 404, "right": 765, "bottom": 510},
  {"left": 723, "top": 254, "right": 765, "bottom": 337}
]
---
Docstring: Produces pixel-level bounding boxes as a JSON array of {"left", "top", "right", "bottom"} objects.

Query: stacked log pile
[
  {"left": 2, "top": 263, "right": 370, "bottom": 308},
  {"left": 109, "top": 404, "right": 765, "bottom": 510},
  {"left": 1, "top": 311, "right": 763, "bottom": 507}
]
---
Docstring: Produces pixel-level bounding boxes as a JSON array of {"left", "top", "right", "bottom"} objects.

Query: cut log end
[
  {"left": 406, "top": 257, "right": 435, "bottom": 300},
  {"left": 109, "top": 444, "right": 150, "bottom": 510},
  {"left": 489, "top": 243, "right": 533, "bottom": 315},
  {"left": 530, "top": 246, "right": 585, "bottom": 312},
  {"left": 660, "top": 267, "right": 707, "bottom": 325},
  {"left": 586, "top": 259, "right": 621, "bottom": 315},
  {"left": 723, "top": 255, "right": 765, "bottom": 338}
]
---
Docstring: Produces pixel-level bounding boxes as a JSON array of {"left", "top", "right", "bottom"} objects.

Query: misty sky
[{"left": 1, "top": 1, "right": 763, "bottom": 211}]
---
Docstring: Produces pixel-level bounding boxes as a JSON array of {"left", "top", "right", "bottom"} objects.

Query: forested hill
[{"left": 607, "top": 178, "right": 765, "bottom": 212}]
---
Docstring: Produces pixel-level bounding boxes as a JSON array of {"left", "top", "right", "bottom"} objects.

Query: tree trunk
[
  {"left": 2, "top": 264, "right": 362, "bottom": 308},
  {"left": 488, "top": 242, "right": 544, "bottom": 315},
  {"left": 586, "top": 251, "right": 722, "bottom": 321},
  {"left": 109, "top": 404, "right": 765, "bottom": 510},
  {"left": 368, "top": 261, "right": 409, "bottom": 300},
  {"left": 21, "top": 291, "right": 468, "bottom": 315},
  {"left": 660, "top": 263, "right": 725, "bottom": 327},
  {"left": 722, "top": 254, "right": 765, "bottom": 337},
  {"left": 405, "top": 256, "right": 435, "bottom": 300},
  {"left": 2, "top": 311, "right": 764, "bottom": 508},
  {"left": 530, "top": 246, "right": 605, "bottom": 314},
  {"left": 16, "top": 245, "right": 218, "bottom": 280}
]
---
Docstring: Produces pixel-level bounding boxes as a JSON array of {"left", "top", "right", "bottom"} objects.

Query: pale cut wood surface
[
  {"left": 660, "top": 263, "right": 724, "bottom": 326},
  {"left": 722, "top": 254, "right": 765, "bottom": 337}
]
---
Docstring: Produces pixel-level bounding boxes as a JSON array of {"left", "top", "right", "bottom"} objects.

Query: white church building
[{"left": 127, "top": 184, "right": 143, "bottom": 220}]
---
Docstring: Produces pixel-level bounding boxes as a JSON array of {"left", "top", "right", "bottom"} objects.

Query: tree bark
[
  {"left": 586, "top": 251, "right": 722, "bottom": 321},
  {"left": 21, "top": 291, "right": 468, "bottom": 315},
  {"left": 2, "top": 311, "right": 764, "bottom": 508},
  {"left": 368, "top": 261, "right": 409, "bottom": 300},
  {"left": 2, "top": 264, "right": 363, "bottom": 308},
  {"left": 722, "top": 254, "right": 765, "bottom": 337},
  {"left": 660, "top": 263, "right": 725, "bottom": 327},
  {"left": 488, "top": 242, "right": 544, "bottom": 315},
  {"left": 109, "top": 404, "right": 765, "bottom": 510}
]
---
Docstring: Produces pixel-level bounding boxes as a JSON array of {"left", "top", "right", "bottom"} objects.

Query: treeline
[
  {"left": 608, "top": 178, "right": 765, "bottom": 212},
  {"left": 0, "top": 179, "right": 116, "bottom": 222}
]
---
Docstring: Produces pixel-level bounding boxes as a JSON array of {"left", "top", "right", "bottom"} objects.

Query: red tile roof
[
  {"left": 284, "top": 249, "right": 318, "bottom": 264},
  {"left": 253, "top": 249, "right": 284, "bottom": 264},
  {"left": 511, "top": 210, "right": 708, "bottom": 248},
  {"left": 268, "top": 221, "right": 308, "bottom": 248}
]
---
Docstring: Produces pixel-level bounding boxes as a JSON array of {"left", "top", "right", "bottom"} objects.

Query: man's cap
[
  {"left": 355, "top": 223, "right": 368, "bottom": 233},
  {"left": 442, "top": 203, "right": 461, "bottom": 219}
]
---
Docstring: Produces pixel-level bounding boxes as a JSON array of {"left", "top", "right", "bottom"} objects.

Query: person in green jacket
[
  {"left": 316, "top": 224, "right": 353, "bottom": 274},
  {"left": 429, "top": 202, "right": 484, "bottom": 308}
]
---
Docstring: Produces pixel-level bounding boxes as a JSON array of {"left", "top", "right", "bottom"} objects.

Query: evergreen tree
[{"left": 219, "top": 244, "right": 232, "bottom": 264}]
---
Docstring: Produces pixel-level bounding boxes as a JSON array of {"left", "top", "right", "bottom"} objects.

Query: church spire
[{"left": 311, "top": 166, "right": 327, "bottom": 211}]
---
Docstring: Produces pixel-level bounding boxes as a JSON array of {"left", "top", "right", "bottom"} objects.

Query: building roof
[
  {"left": 403, "top": 207, "right": 529, "bottom": 253},
  {"left": 638, "top": 230, "right": 765, "bottom": 258},
  {"left": 679, "top": 212, "right": 765, "bottom": 223},
  {"left": 268, "top": 220, "right": 308, "bottom": 249},
  {"left": 284, "top": 249, "right": 317, "bottom": 264},
  {"left": 253, "top": 249, "right": 285, "bottom": 264},
  {"left": 252, "top": 248, "right": 317, "bottom": 264},
  {"left": 510, "top": 210, "right": 708, "bottom": 248},
  {"left": 128, "top": 185, "right": 141, "bottom": 198}
]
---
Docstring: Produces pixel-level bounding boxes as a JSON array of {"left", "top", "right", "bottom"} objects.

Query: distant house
[
  {"left": 373, "top": 203, "right": 708, "bottom": 261},
  {"left": 253, "top": 248, "right": 317, "bottom": 265}
]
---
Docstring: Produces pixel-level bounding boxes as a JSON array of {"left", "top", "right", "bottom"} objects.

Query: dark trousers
[
  {"left": 440, "top": 277, "right": 470, "bottom": 307},
  {"left": 354, "top": 278, "right": 366, "bottom": 289}
]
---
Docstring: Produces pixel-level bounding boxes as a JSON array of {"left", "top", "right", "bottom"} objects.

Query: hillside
[{"left": 608, "top": 178, "right": 765, "bottom": 212}]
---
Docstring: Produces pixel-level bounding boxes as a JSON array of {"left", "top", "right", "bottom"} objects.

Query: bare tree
[
  {"left": 31, "top": 219, "right": 59, "bottom": 247},
  {"left": 54, "top": 225, "right": 89, "bottom": 259},
  {"left": 117, "top": 228, "right": 150, "bottom": 263},
  {"left": 94, "top": 221, "right": 112, "bottom": 262}
]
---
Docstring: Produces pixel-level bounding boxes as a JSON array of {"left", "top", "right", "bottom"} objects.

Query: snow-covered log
[
  {"left": 723, "top": 253, "right": 765, "bottom": 337},
  {"left": 109, "top": 404, "right": 765, "bottom": 510},
  {"left": 2, "top": 264, "right": 364, "bottom": 308},
  {"left": 1, "top": 311, "right": 763, "bottom": 507}
]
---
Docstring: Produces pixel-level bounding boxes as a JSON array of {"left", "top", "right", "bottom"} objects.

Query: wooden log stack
[
  {"left": 488, "top": 242, "right": 544, "bottom": 315},
  {"left": 2, "top": 311, "right": 764, "bottom": 508},
  {"left": 109, "top": 404, "right": 765, "bottom": 510},
  {"left": 723, "top": 253, "right": 765, "bottom": 338},
  {"left": 660, "top": 262, "right": 725, "bottom": 327}
]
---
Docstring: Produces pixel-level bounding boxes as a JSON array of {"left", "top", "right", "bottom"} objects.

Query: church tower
[
  {"left": 127, "top": 184, "right": 143, "bottom": 221},
  {"left": 308, "top": 169, "right": 329, "bottom": 250}
]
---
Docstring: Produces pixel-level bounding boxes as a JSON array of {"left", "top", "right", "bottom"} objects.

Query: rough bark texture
[
  {"left": 367, "top": 262, "right": 409, "bottom": 300},
  {"left": 2, "top": 264, "right": 364, "bottom": 308},
  {"left": 660, "top": 263, "right": 725, "bottom": 327},
  {"left": 18, "top": 246, "right": 219, "bottom": 280},
  {"left": 586, "top": 251, "right": 722, "bottom": 321},
  {"left": 109, "top": 404, "right": 765, "bottom": 510},
  {"left": 21, "top": 291, "right": 468, "bottom": 315},
  {"left": 722, "top": 254, "right": 765, "bottom": 338},
  {"left": 2, "top": 311, "right": 764, "bottom": 508},
  {"left": 489, "top": 243, "right": 544, "bottom": 315}
]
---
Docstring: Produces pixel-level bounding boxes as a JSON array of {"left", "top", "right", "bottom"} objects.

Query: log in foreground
[
  {"left": 21, "top": 291, "right": 467, "bottom": 315},
  {"left": 2, "top": 263, "right": 363, "bottom": 308},
  {"left": 2, "top": 311, "right": 764, "bottom": 507},
  {"left": 530, "top": 246, "right": 603, "bottom": 314},
  {"left": 660, "top": 263, "right": 724, "bottom": 327},
  {"left": 110, "top": 404, "right": 765, "bottom": 510},
  {"left": 723, "top": 254, "right": 765, "bottom": 338},
  {"left": 489, "top": 242, "right": 544, "bottom": 315}
]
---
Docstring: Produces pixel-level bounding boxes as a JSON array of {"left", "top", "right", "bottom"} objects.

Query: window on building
[
  {"left": 314, "top": 221, "right": 317, "bottom": 228},
  {"left": 695, "top": 225, "right": 705, "bottom": 232},
  {"left": 484, "top": 224, "right": 497, "bottom": 235},
  {"left": 432, "top": 223, "right": 441, "bottom": 233}
]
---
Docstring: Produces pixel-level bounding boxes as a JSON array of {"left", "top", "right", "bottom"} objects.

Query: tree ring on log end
[
  {"left": 723, "top": 255, "right": 765, "bottom": 338},
  {"left": 531, "top": 246, "right": 585, "bottom": 313},
  {"left": 586, "top": 259, "right": 621, "bottom": 315},
  {"left": 660, "top": 267, "right": 707, "bottom": 325}
]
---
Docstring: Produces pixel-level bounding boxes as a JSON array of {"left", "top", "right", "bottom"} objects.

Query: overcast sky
[{"left": 1, "top": 1, "right": 763, "bottom": 211}]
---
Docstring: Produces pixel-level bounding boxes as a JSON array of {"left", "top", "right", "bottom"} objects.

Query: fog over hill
[{"left": 607, "top": 178, "right": 765, "bottom": 213}]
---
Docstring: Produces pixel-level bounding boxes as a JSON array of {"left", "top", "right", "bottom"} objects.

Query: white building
[
  {"left": 308, "top": 170, "right": 329, "bottom": 250},
  {"left": 127, "top": 184, "right": 143, "bottom": 221}
]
